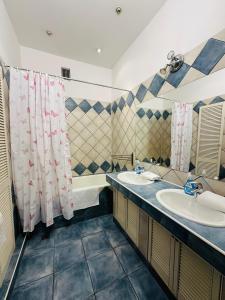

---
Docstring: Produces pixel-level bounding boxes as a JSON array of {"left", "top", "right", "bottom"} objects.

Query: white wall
[
  {"left": 0, "top": 0, "right": 20, "bottom": 65},
  {"left": 20, "top": 46, "right": 112, "bottom": 102},
  {"left": 112, "top": 0, "right": 225, "bottom": 91}
]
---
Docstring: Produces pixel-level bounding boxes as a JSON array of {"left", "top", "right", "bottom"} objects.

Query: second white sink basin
[
  {"left": 117, "top": 172, "right": 153, "bottom": 185},
  {"left": 156, "top": 189, "right": 225, "bottom": 227}
]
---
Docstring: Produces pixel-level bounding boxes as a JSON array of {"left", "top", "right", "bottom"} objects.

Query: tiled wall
[
  {"left": 111, "top": 29, "right": 225, "bottom": 192},
  {"left": 65, "top": 98, "right": 112, "bottom": 176}
]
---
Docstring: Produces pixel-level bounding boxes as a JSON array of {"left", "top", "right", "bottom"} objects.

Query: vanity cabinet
[
  {"left": 138, "top": 210, "right": 149, "bottom": 259},
  {"left": 114, "top": 190, "right": 127, "bottom": 230},
  {"left": 177, "top": 244, "right": 222, "bottom": 300},
  {"left": 112, "top": 189, "right": 224, "bottom": 299},
  {"left": 149, "top": 220, "right": 175, "bottom": 291},
  {"left": 126, "top": 200, "right": 139, "bottom": 245}
]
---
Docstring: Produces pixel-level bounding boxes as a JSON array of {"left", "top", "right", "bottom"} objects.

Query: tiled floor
[{"left": 10, "top": 215, "right": 169, "bottom": 300}]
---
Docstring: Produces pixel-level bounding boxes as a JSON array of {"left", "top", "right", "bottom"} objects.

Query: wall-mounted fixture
[
  {"left": 160, "top": 50, "right": 184, "bottom": 75},
  {"left": 46, "top": 30, "right": 53, "bottom": 37},
  {"left": 115, "top": 7, "right": 122, "bottom": 15},
  {"left": 61, "top": 67, "right": 71, "bottom": 79},
  {"left": 97, "top": 48, "right": 102, "bottom": 54}
]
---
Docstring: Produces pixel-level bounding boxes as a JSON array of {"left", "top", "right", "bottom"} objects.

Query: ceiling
[{"left": 4, "top": 0, "right": 166, "bottom": 68}]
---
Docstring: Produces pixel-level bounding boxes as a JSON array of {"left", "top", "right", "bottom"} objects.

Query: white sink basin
[
  {"left": 117, "top": 172, "right": 153, "bottom": 185},
  {"left": 156, "top": 189, "right": 225, "bottom": 227}
]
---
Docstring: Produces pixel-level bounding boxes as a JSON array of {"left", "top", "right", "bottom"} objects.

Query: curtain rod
[{"left": 4, "top": 65, "right": 131, "bottom": 93}]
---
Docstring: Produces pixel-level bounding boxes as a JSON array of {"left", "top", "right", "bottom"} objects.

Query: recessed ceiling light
[
  {"left": 97, "top": 48, "right": 102, "bottom": 54},
  {"left": 46, "top": 30, "right": 53, "bottom": 36}
]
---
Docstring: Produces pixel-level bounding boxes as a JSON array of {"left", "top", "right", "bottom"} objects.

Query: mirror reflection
[{"left": 135, "top": 69, "right": 225, "bottom": 181}]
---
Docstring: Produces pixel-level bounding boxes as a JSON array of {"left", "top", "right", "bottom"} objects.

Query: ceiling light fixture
[
  {"left": 46, "top": 30, "right": 53, "bottom": 36},
  {"left": 97, "top": 48, "right": 102, "bottom": 54},
  {"left": 115, "top": 7, "right": 122, "bottom": 15}
]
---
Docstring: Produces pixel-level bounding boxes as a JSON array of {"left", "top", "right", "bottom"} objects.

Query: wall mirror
[{"left": 135, "top": 67, "right": 225, "bottom": 181}]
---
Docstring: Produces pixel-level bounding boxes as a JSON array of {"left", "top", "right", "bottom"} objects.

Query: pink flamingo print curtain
[
  {"left": 10, "top": 68, "right": 74, "bottom": 232},
  {"left": 171, "top": 103, "right": 193, "bottom": 172}
]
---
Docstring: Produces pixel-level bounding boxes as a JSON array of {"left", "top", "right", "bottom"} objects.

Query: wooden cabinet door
[
  {"left": 138, "top": 209, "right": 149, "bottom": 259},
  {"left": 150, "top": 221, "right": 174, "bottom": 287},
  {"left": 126, "top": 200, "right": 139, "bottom": 245},
  {"left": 116, "top": 192, "right": 127, "bottom": 230},
  {"left": 177, "top": 244, "right": 222, "bottom": 300}
]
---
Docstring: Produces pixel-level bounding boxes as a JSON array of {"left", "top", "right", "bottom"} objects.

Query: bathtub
[{"left": 72, "top": 174, "right": 110, "bottom": 210}]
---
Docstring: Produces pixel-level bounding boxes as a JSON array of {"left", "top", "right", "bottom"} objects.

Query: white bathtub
[{"left": 72, "top": 174, "right": 110, "bottom": 210}]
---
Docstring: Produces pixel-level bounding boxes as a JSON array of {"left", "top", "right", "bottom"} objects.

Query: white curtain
[
  {"left": 10, "top": 68, "right": 74, "bottom": 232},
  {"left": 171, "top": 103, "right": 193, "bottom": 172}
]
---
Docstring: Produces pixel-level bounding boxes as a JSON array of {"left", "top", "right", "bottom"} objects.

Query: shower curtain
[
  {"left": 10, "top": 68, "right": 74, "bottom": 232},
  {"left": 171, "top": 103, "right": 193, "bottom": 172}
]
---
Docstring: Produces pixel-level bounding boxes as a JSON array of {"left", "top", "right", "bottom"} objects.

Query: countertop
[{"left": 106, "top": 172, "right": 225, "bottom": 275}]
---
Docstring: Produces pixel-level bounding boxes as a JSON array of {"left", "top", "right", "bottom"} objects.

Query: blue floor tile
[
  {"left": 114, "top": 244, "right": 143, "bottom": 274},
  {"left": 97, "top": 214, "right": 114, "bottom": 228},
  {"left": 82, "top": 231, "right": 111, "bottom": 259},
  {"left": 105, "top": 227, "right": 127, "bottom": 248},
  {"left": 10, "top": 275, "right": 53, "bottom": 300},
  {"left": 87, "top": 250, "right": 125, "bottom": 292},
  {"left": 14, "top": 249, "right": 53, "bottom": 288},
  {"left": 54, "top": 260, "right": 93, "bottom": 300},
  {"left": 54, "top": 239, "right": 84, "bottom": 272},
  {"left": 95, "top": 277, "right": 137, "bottom": 300},
  {"left": 54, "top": 224, "right": 81, "bottom": 246},
  {"left": 78, "top": 218, "right": 103, "bottom": 237},
  {"left": 129, "top": 266, "right": 169, "bottom": 300}
]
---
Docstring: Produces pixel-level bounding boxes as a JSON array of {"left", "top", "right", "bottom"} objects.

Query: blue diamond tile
[
  {"left": 105, "top": 104, "right": 111, "bottom": 115},
  {"left": 118, "top": 97, "right": 126, "bottom": 111},
  {"left": 74, "top": 163, "right": 86, "bottom": 175},
  {"left": 192, "top": 38, "right": 225, "bottom": 75},
  {"left": 149, "top": 74, "right": 165, "bottom": 96},
  {"left": 166, "top": 63, "right": 191, "bottom": 88},
  {"left": 112, "top": 102, "right": 118, "bottom": 113},
  {"left": 88, "top": 162, "right": 99, "bottom": 174},
  {"left": 154, "top": 110, "right": 161, "bottom": 120},
  {"left": 79, "top": 100, "right": 92, "bottom": 113},
  {"left": 162, "top": 110, "right": 170, "bottom": 120},
  {"left": 136, "top": 108, "right": 145, "bottom": 118},
  {"left": 126, "top": 92, "right": 135, "bottom": 107},
  {"left": 193, "top": 101, "right": 206, "bottom": 114},
  {"left": 93, "top": 102, "right": 104, "bottom": 114},
  {"left": 100, "top": 161, "right": 111, "bottom": 172},
  {"left": 65, "top": 97, "right": 78, "bottom": 112},
  {"left": 219, "top": 165, "right": 225, "bottom": 180},
  {"left": 210, "top": 96, "right": 225, "bottom": 104},
  {"left": 189, "top": 161, "right": 195, "bottom": 171},
  {"left": 165, "top": 158, "right": 170, "bottom": 167},
  {"left": 122, "top": 165, "right": 128, "bottom": 171},
  {"left": 146, "top": 110, "right": 153, "bottom": 119},
  {"left": 115, "top": 163, "right": 121, "bottom": 172},
  {"left": 136, "top": 84, "right": 148, "bottom": 103}
]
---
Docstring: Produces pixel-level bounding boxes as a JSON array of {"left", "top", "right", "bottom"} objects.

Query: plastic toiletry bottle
[
  {"left": 134, "top": 160, "right": 144, "bottom": 174},
  {"left": 184, "top": 172, "right": 197, "bottom": 196}
]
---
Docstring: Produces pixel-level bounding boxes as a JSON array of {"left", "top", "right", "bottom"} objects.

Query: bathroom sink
[
  {"left": 117, "top": 172, "right": 153, "bottom": 185},
  {"left": 156, "top": 189, "right": 225, "bottom": 227}
]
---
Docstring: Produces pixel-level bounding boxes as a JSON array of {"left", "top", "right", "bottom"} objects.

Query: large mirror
[{"left": 135, "top": 68, "right": 225, "bottom": 181}]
